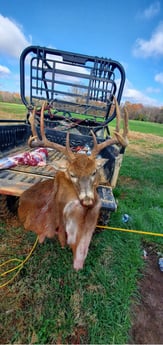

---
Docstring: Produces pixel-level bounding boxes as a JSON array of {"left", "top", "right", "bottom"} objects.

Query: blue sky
[{"left": 0, "top": 0, "right": 163, "bottom": 106}]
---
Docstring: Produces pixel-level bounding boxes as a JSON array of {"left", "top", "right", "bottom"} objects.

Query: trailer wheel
[{"left": 0, "top": 195, "right": 19, "bottom": 219}]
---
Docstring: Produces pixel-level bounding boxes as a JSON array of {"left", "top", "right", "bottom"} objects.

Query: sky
[{"left": 0, "top": 0, "right": 163, "bottom": 107}]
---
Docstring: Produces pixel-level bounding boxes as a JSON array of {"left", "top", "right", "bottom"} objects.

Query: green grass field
[
  {"left": 0, "top": 102, "right": 26, "bottom": 119},
  {"left": 1, "top": 101, "right": 163, "bottom": 136},
  {"left": 0, "top": 103, "right": 163, "bottom": 344},
  {"left": 128, "top": 119, "right": 163, "bottom": 136},
  {"left": 109, "top": 118, "right": 163, "bottom": 137}
]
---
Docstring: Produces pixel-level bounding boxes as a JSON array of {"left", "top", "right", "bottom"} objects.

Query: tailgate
[
  {"left": 0, "top": 147, "right": 117, "bottom": 212},
  {"left": 0, "top": 147, "right": 62, "bottom": 196}
]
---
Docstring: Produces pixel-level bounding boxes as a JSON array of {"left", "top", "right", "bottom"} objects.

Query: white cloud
[
  {"left": 123, "top": 80, "right": 159, "bottom": 106},
  {"left": 133, "top": 22, "right": 163, "bottom": 57},
  {"left": 142, "top": 1, "right": 160, "bottom": 19},
  {"left": 146, "top": 86, "right": 160, "bottom": 93},
  {"left": 0, "top": 65, "right": 10, "bottom": 75},
  {"left": 0, "top": 14, "right": 31, "bottom": 58},
  {"left": 155, "top": 72, "right": 163, "bottom": 83}
]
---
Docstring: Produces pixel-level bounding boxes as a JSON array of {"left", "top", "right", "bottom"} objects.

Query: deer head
[{"left": 28, "top": 97, "right": 128, "bottom": 207}]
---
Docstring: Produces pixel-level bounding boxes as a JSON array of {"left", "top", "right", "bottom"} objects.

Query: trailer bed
[
  {"left": 0, "top": 145, "right": 108, "bottom": 197},
  {"left": 0, "top": 146, "right": 60, "bottom": 196}
]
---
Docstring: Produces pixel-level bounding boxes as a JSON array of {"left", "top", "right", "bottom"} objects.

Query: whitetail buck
[{"left": 18, "top": 97, "right": 128, "bottom": 270}]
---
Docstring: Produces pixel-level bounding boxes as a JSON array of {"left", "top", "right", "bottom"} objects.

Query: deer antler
[
  {"left": 28, "top": 97, "right": 128, "bottom": 160},
  {"left": 28, "top": 107, "right": 43, "bottom": 147},
  {"left": 90, "top": 96, "right": 129, "bottom": 157},
  {"left": 28, "top": 102, "right": 75, "bottom": 161},
  {"left": 90, "top": 131, "right": 118, "bottom": 158}
]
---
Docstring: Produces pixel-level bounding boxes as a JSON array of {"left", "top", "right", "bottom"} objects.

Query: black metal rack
[{"left": 20, "top": 46, "right": 125, "bottom": 135}]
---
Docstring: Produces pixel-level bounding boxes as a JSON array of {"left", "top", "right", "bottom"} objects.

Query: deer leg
[
  {"left": 57, "top": 225, "right": 67, "bottom": 248},
  {"left": 73, "top": 198, "right": 101, "bottom": 271},
  {"left": 63, "top": 200, "right": 84, "bottom": 246}
]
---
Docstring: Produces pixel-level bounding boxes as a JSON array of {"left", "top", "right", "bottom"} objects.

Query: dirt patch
[
  {"left": 118, "top": 176, "right": 140, "bottom": 187},
  {"left": 128, "top": 131, "right": 163, "bottom": 143},
  {"left": 130, "top": 244, "right": 163, "bottom": 344},
  {"left": 128, "top": 131, "right": 163, "bottom": 156},
  {"left": 66, "top": 327, "right": 88, "bottom": 344}
]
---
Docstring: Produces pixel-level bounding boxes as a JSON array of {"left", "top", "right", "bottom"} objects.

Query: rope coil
[{"left": 0, "top": 236, "right": 38, "bottom": 288}]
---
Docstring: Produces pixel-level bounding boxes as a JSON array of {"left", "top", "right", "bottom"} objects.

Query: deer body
[
  {"left": 18, "top": 179, "right": 57, "bottom": 243},
  {"left": 55, "top": 168, "right": 101, "bottom": 270},
  {"left": 18, "top": 97, "right": 128, "bottom": 270},
  {"left": 19, "top": 154, "right": 101, "bottom": 270}
]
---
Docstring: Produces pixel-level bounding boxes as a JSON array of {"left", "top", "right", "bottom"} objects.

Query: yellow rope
[
  {"left": 0, "top": 236, "right": 39, "bottom": 288},
  {"left": 96, "top": 225, "right": 163, "bottom": 237},
  {"left": 0, "top": 224, "right": 162, "bottom": 288}
]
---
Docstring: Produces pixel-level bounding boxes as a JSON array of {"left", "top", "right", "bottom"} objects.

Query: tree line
[
  {"left": 124, "top": 101, "right": 163, "bottom": 124},
  {"left": 0, "top": 90, "right": 162, "bottom": 124}
]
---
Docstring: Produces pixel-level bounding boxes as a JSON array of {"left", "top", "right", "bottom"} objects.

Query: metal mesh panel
[{"left": 20, "top": 46, "right": 125, "bottom": 122}]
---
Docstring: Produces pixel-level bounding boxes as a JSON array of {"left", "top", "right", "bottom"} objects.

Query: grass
[
  {"left": 0, "top": 101, "right": 163, "bottom": 137},
  {"left": 0, "top": 102, "right": 26, "bottom": 120},
  {"left": 110, "top": 118, "right": 163, "bottom": 137},
  {"left": 0, "top": 226, "right": 144, "bottom": 344},
  {"left": 0, "top": 104, "right": 163, "bottom": 343},
  {"left": 128, "top": 119, "right": 163, "bottom": 136}
]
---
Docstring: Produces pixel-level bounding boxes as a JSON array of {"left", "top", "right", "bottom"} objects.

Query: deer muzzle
[
  {"left": 77, "top": 177, "right": 96, "bottom": 207},
  {"left": 79, "top": 191, "right": 94, "bottom": 207}
]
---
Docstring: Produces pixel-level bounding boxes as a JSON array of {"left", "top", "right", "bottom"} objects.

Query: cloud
[
  {"left": 0, "top": 14, "right": 31, "bottom": 58},
  {"left": 155, "top": 72, "right": 163, "bottom": 84},
  {"left": 0, "top": 65, "right": 10, "bottom": 75},
  {"left": 123, "top": 81, "right": 159, "bottom": 106},
  {"left": 146, "top": 86, "right": 160, "bottom": 93},
  {"left": 142, "top": 1, "right": 160, "bottom": 19},
  {"left": 133, "top": 22, "right": 163, "bottom": 57}
]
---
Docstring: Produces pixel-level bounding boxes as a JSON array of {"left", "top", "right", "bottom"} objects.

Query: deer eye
[
  {"left": 90, "top": 170, "right": 97, "bottom": 181},
  {"left": 69, "top": 172, "right": 77, "bottom": 182},
  {"left": 92, "top": 170, "right": 97, "bottom": 177},
  {"left": 69, "top": 172, "right": 76, "bottom": 178}
]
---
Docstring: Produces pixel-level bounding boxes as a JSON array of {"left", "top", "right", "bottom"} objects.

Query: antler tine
[
  {"left": 28, "top": 107, "right": 44, "bottom": 148},
  {"left": 91, "top": 136, "right": 119, "bottom": 157},
  {"left": 40, "top": 102, "right": 77, "bottom": 160},
  {"left": 89, "top": 130, "right": 100, "bottom": 158},
  {"left": 90, "top": 96, "right": 129, "bottom": 156},
  {"left": 40, "top": 101, "right": 48, "bottom": 144},
  {"left": 123, "top": 107, "right": 129, "bottom": 142},
  {"left": 28, "top": 102, "right": 67, "bottom": 154},
  {"left": 114, "top": 95, "right": 121, "bottom": 133},
  {"left": 65, "top": 132, "right": 76, "bottom": 161},
  {"left": 29, "top": 102, "right": 76, "bottom": 159},
  {"left": 90, "top": 130, "right": 118, "bottom": 158},
  {"left": 113, "top": 95, "right": 129, "bottom": 146},
  {"left": 29, "top": 107, "right": 37, "bottom": 137},
  {"left": 39, "top": 102, "right": 67, "bottom": 155},
  {"left": 114, "top": 104, "right": 129, "bottom": 147}
]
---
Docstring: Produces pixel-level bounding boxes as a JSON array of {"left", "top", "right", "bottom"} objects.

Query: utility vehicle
[{"left": 0, "top": 46, "right": 126, "bottom": 223}]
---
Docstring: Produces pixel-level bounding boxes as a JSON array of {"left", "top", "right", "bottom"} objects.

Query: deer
[{"left": 18, "top": 97, "right": 128, "bottom": 270}]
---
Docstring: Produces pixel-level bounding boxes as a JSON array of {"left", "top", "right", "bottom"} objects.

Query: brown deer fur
[{"left": 18, "top": 97, "right": 128, "bottom": 270}]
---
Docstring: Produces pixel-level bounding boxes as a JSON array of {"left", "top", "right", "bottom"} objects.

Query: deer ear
[
  {"left": 50, "top": 158, "right": 68, "bottom": 172},
  {"left": 96, "top": 158, "right": 108, "bottom": 169}
]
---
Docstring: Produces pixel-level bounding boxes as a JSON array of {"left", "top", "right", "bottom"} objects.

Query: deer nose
[
  {"left": 79, "top": 190, "right": 94, "bottom": 206},
  {"left": 80, "top": 197, "right": 94, "bottom": 207}
]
